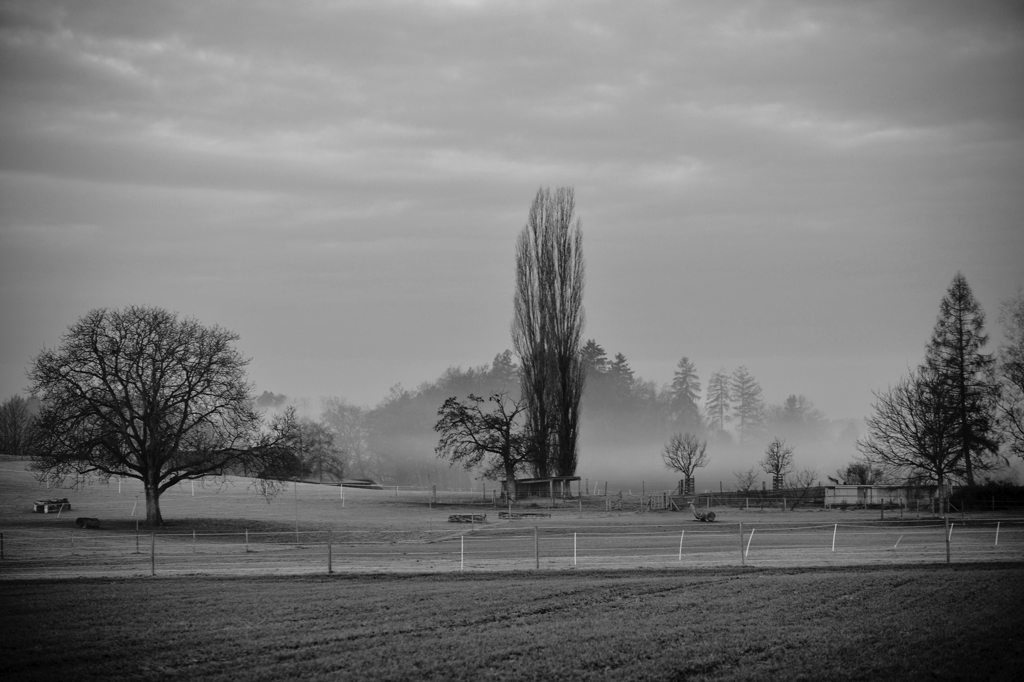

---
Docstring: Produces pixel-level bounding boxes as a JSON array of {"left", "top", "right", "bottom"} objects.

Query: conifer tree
[
  {"left": 607, "top": 352, "right": 635, "bottom": 406},
  {"left": 731, "top": 366, "right": 765, "bottom": 443},
  {"left": 923, "top": 273, "right": 1000, "bottom": 485},
  {"left": 670, "top": 357, "right": 702, "bottom": 431},
  {"left": 580, "top": 339, "right": 608, "bottom": 376},
  {"left": 705, "top": 369, "right": 731, "bottom": 434}
]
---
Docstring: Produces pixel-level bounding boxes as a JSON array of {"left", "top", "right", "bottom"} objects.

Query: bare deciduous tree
[
  {"left": 661, "top": 432, "right": 709, "bottom": 493},
  {"left": 790, "top": 468, "right": 818, "bottom": 488},
  {"left": 0, "top": 395, "right": 35, "bottom": 458},
  {"left": 512, "top": 187, "right": 586, "bottom": 478},
  {"left": 759, "top": 437, "right": 794, "bottom": 489},
  {"left": 857, "top": 368, "right": 962, "bottom": 510},
  {"left": 434, "top": 391, "right": 528, "bottom": 501},
  {"left": 830, "top": 460, "right": 889, "bottom": 485},
  {"left": 998, "top": 291, "right": 1024, "bottom": 461},
  {"left": 786, "top": 467, "right": 820, "bottom": 509},
  {"left": 28, "top": 306, "right": 296, "bottom": 526},
  {"left": 321, "top": 397, "right": 372, "bottom": 478},
  {"left": 295, "top": 417, "right": 344, "bottom": 484},
  {"left": 733, "top": 468, "right": 759, "bottom": 493}
]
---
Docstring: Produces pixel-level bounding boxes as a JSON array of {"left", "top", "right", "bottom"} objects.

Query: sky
[{"left": 1, "top": 0, "right": 1023, "bottom": 425}]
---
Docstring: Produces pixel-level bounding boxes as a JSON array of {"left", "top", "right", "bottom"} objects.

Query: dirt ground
[{"left": 4, "top": 565, "right": 1024, "bottom": 682}]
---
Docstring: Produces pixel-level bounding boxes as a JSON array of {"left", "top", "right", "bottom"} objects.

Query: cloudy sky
[{"left": 1, "top": 0, "right": 1022, "bottom": 422}]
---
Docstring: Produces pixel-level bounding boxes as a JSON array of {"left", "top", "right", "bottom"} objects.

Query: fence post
[
  {"left": 1, "top": 532, "right": 3, "bottom": 559},
  {"left": 150, "top": 533, "right": 155, "bottom": 576},
  {"left": 327, "top": 530, "right": 333, "bottom": 574},
  {"left": 945, "top": 518, "right": 951, "bottom": 564},
  {"left": 535, "top": 526, "right": 539, "bottom": 570},
  {"left": 995, "top": 522, "right": 1000, "bottom": 546},
  {"left": 739, "top": 522, "right": 745, "bottom": 567},
  {"left": 832, "top": 524, "right": 837, "bottom": 552}
]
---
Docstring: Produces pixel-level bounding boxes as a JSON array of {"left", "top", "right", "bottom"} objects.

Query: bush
[{"left": 950, "top": 483, "right": 1024, "bottom": 510}]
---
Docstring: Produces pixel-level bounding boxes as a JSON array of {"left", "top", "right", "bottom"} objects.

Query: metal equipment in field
[
  {"left": 448, "top": 514, "right": 486, "bottom": 523},
  {"left": 498, "top": 511, "right": 551, "bottom": 519},
  {"left": 33, "top": 498, "right": 71, "bottom": 513},
  {"left": 688, "top": 501, "right": 716, "bottom": 522}
]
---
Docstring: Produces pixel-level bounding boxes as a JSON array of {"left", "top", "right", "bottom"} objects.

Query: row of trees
[
  {"left": 580, "top": 340, "right": 838, "bottom": 447},
  {"left": 12, "top": 306, "right": 513, "bottom": 526},
  {"left": 3, "top": 341, "right": 843, "bottom": 498},
  {"left": 16, "top": 198, "right": 1017, "bottom": 527},
  {"left": 856, "top": 274, "right": 1024, "bottom": 500},
  {"left": 662, "top": 430, "right": 818, "bottom": 495}
]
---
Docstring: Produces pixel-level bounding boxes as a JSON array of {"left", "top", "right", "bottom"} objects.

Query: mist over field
[{"left": 259, "top": 346, "right": 871, "bottom": 492}]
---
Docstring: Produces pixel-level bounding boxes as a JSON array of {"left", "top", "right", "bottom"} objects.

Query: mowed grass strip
[{"left": 2, "top": 564, "right": 1022, "bottom": 682}]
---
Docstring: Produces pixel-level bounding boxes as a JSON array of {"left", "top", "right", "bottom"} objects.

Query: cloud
[{"left": 1, "top": 0, "right": 1022, "bottom": 418}]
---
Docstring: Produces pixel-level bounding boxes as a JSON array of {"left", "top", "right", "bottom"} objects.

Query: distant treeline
[{"left": 257, "top": 342, "right": 859, "bottom": 488}]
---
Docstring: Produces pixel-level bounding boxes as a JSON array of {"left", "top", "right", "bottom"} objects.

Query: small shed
[
  {"left": 502, "top": 476, "right": 581, "bottom": 500},
  {"left": 824, "top": 484, "right": 937, "bottom": 509}
]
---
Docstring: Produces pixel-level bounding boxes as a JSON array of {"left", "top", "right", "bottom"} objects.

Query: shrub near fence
[
  {"left": 1, "top": 520, "right": 1022, "bottom": 578},
  {"left": 688, "top": 489, "right": 826, "bottom": 511},
  {"left": 950, "top": 484, "right": 1024, "bottom": 512}
]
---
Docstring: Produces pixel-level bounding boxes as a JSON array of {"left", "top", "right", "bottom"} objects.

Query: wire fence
[{"left": 2, "top": 520, "right": 1022, "bottom": 579}]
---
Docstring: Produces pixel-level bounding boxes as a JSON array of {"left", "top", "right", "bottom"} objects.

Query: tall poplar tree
[
  {"left": 511, "top": 187, "right": 586, "bottom": 478},
  {"left": 923, "top": 273, "right": 999, "bottom": 485}
]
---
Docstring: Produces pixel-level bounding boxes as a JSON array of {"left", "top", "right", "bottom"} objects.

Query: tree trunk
[
  {"left": 505, "top": 462, "right": 517, "bottom": 503},
  {"left": 145, "top": 480, "right": 164, "bottom": 526}
]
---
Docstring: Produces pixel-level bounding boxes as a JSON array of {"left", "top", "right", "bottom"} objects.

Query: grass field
[
  {"left": 2, "top": 461, "right": 1023, "bottom": 578},
  {"left": 3, "top": 565, "right": 1023, "bottom": 681}
]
